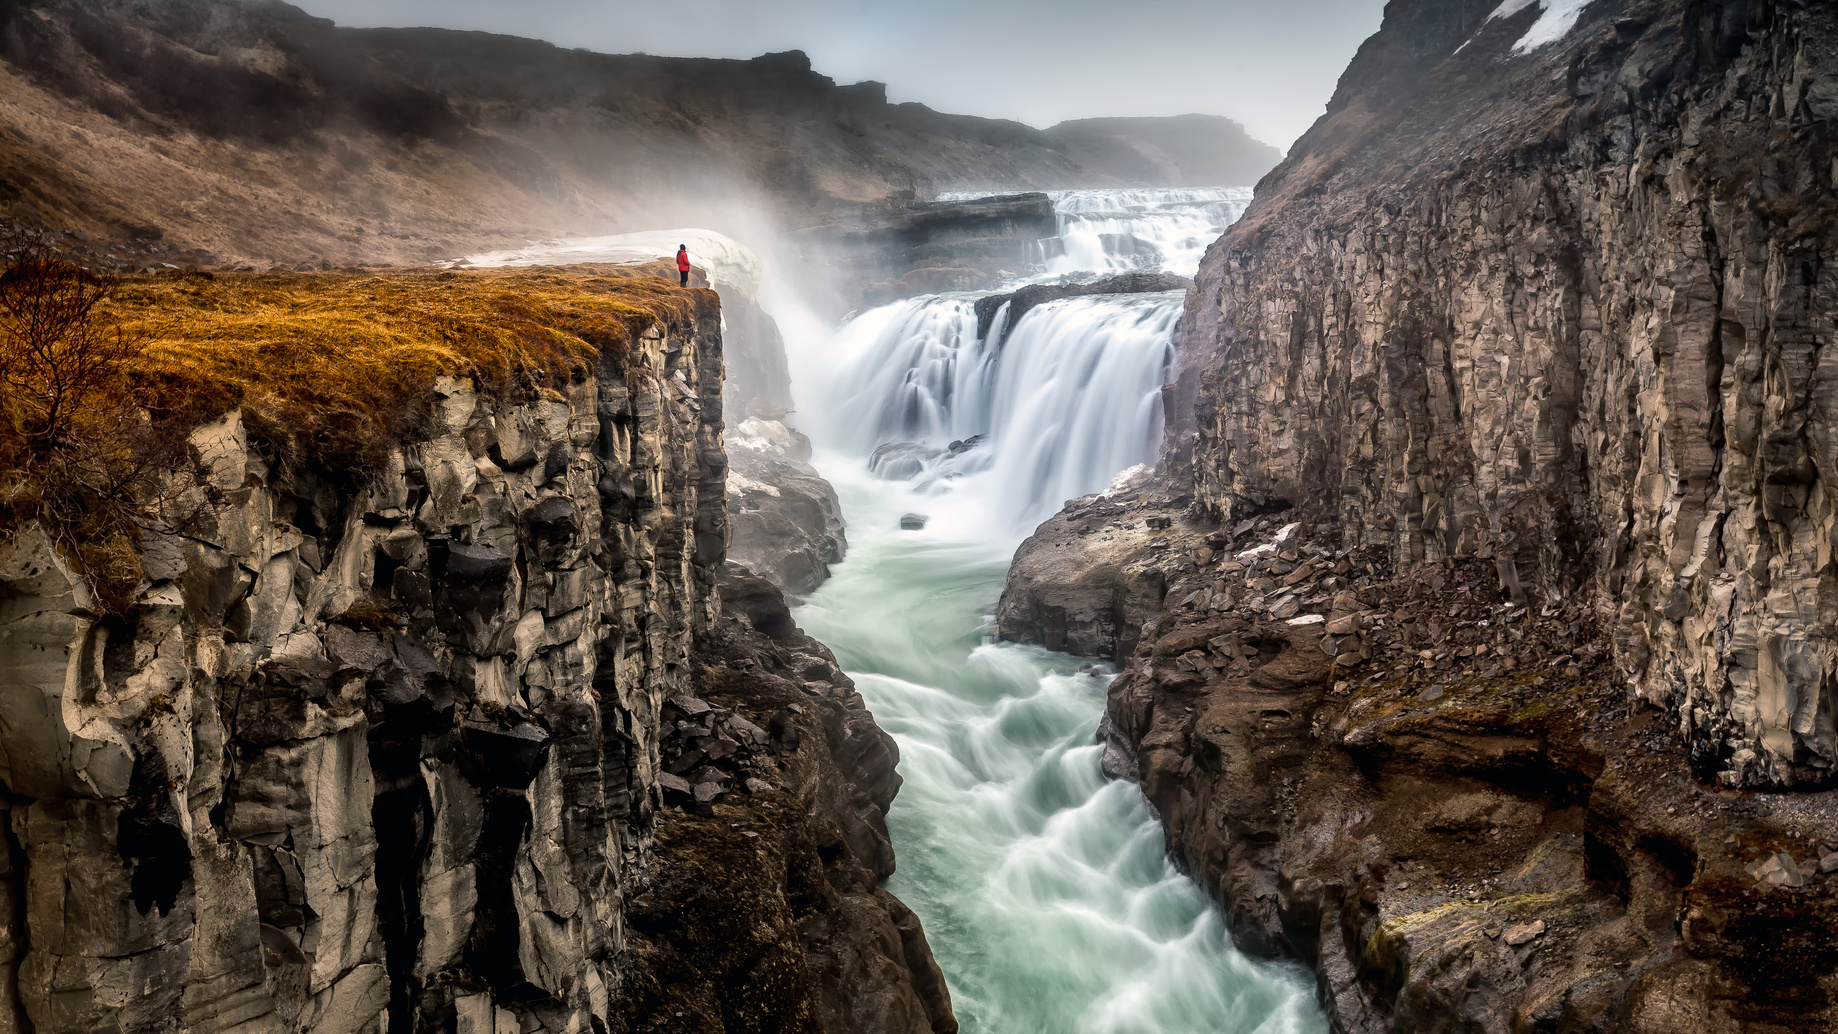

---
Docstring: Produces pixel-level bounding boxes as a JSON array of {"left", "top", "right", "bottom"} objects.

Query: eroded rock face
[
  {"left": 1179, "top": 0, "right": 1838, "bottom": 788},
  {"left": 971, "top": 271, "right": 1193, "bottom": 345},
  {"left": 614, "top": 564, "right": 954, "bottom": 1034},
  {"left": 1008, "top": 507, "right": 1838, "bottom": 1031},
  {"left": 725, "top": 418, "right": 848, "bottom": 596},
  {"left": 721, "top": 291, "right": 796, "bottom": 418},
  {"left": 0, "top": 322, "right": 724, "bottom": 1031},
  {"left": 995, "top": 489, "right": 1178, "bottom": 663},
  {"left": 0, "top": 297, "right": 925, "bottom": 1032}
]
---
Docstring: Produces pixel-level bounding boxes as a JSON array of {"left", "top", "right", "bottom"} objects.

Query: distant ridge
[
  {"left": 1043, "top": 114, "right": 1284, "bottom": 188},
  {"left": 0, "top": 0, "right": 1278, "bottom": 268}
]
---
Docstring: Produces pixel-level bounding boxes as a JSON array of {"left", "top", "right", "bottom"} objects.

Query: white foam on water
[
  {"left": 792, "top": 461, "right": 1326, "bottom": 1034},
  {"left": 937, "top": 186, "right": 1254, "bottom": 278}
]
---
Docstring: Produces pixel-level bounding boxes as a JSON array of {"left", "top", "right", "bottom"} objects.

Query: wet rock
[
  {"left": 1751, "top": 853, "right": 1805, "bottom": 889},
  {"left": 616, "top": 564, "right": 954, "bottom": 1034},
  {"left": 900, "top": 513, "right": 929, "bottom": 531},
  {"left": 997, "top": 497, "right": 1182, "bottom": 662},
  {"left": 727, "top": 417, "right": 847, "bottom": 594},
  {"left": 869, "top": 441, "right": 941, "bottom": 481},
  {"left": 972, "top": 271, "right": 1194, "bottom": 344}
]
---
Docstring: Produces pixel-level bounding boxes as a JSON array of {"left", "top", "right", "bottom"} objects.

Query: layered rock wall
[
  {"left": 1181, "top": 0, "right": 1838, "bottom": 787},
  {"left": 0, "top": 284, "right": 932, "bottom": 1032},
  {"left": 0, "top": 312, "right": 725, "bottom": 1031}
]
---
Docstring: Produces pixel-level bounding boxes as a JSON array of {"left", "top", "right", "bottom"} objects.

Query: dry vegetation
[
  {"left": 0, "top": 257, "right": 712, "bottom": 607},
  {"left": 107, "top": 259, "right": 711, "bottom": 473}
]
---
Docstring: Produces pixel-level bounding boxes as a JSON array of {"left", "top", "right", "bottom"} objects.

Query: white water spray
[{"left": 938, "top": 187, "right": 1252, "bottom": 278}]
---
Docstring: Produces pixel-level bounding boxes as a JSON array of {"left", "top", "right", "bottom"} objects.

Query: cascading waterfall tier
[
  {"left": 938, "top": 187, "right": 1253, "bottom": 278},
  {"left": 822, "top": 291, "right": 1181, "bottom": 534}
]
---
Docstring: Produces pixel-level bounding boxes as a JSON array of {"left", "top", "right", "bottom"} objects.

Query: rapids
[{"left": 794, "top": 189, "right": 1327, "bottom": 1033}]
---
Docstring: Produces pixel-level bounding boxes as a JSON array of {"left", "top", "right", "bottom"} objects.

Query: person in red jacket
[{"left": 676, "top": 244, "right": 690, "bottom": 287}]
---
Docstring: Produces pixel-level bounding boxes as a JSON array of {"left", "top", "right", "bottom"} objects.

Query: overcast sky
[{"left": 290, "top": 0, "right": 1387, "bottom": 150}]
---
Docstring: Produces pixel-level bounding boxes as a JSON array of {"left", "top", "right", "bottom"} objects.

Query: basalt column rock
[{"left": 0, "top": 314, "right": 726, "bottom": 1031}]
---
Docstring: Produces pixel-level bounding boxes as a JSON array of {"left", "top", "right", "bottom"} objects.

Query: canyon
[
  {"left": 0, "top": 266, "right": 951, "bottom": 1033},
  {"left": 999, "top": 0, "right": 1838, "bottom": 1029},
  {"left": 1, "top": 0, "right": 1836, "bottom": 1030}
]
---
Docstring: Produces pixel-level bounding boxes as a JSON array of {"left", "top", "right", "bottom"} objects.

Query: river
[{"left": 792, "top": 188, "right": 1327, "bottom": 1034}]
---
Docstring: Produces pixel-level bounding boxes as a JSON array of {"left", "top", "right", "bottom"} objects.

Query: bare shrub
[{"left": 0, "top": 252, "right": 194, "bottom": 608}]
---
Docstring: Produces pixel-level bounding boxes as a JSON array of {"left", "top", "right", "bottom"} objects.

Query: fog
[{"left": 289, "top": 0, "right": 1386, "bottom": 151}]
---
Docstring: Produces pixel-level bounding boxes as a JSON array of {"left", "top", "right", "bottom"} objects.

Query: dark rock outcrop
[
  {"left": 614, "top": 563, "right": 955, "bottom": 1034},
  {"left": 972, "top": 271, "right": 1193, "bottom": 344},
  {"left": 725, "top": 418, "right": 848, "bottom": 596},
  {"left": 1179, "top": 0, "right": 1838, "bottom": 789},
  {"left": 995, "top": 480, "right": 1179, "bottom": 663}
]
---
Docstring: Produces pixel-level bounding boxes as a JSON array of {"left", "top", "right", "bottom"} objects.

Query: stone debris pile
[{"left": 656, "top": 692, "right": 793, "bottom": 806}]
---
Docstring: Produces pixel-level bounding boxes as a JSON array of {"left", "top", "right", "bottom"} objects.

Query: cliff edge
[{"left": 0, "top": 264, "right": 947, "bottom": 1033}]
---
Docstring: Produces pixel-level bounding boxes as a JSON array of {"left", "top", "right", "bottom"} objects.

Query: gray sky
[{"left": 290, "top": 0, "right": 1386, "bottom": 150}]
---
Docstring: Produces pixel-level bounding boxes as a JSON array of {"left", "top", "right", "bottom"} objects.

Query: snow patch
[{"left": 1484, "top": 0, "right": 1599, "bottom": 54}]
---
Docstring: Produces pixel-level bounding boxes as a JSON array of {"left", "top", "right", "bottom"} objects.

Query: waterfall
[
  {"left": 821, "top": 291, "right": 1180, "bottom": 534},
  {"left": 938, "top": 186, "right": 1252, "bottom": 277},
  {"left": 453, "top": 186, "right": 1329, "bottom": 1033},
  {"left": 1044, "top": 187, "right": 1252, "bottom": 277}
]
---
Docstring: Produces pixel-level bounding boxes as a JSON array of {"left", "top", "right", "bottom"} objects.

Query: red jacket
[{"left": 676, "top": 250, "right": 691, "bottom": 272}]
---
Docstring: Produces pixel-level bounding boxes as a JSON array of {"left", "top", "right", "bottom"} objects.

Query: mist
[{"left": 288, "top": 0, "right": 1385, "bottom": 150}]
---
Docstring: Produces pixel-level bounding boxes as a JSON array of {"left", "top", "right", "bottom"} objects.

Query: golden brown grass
[
  {"left": 1, "top": 258, "right": 713, "bottom": 608},
  {"left": 107, "top": 260, "right": 714, "bottom": 473}
]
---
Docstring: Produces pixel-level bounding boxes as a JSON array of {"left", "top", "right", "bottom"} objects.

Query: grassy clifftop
[
  {"left": 110, "top": 260, "right": 714, "bottom": 466},
  {"left": 0, "top": 258, "right": 715, "bottom": 603}
]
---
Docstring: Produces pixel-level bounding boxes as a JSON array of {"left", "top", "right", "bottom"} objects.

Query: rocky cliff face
[
  {"left": 1000, "top": 0, "right": 1838, "bottom": 1029},
  {"left": 1080, "top": 511, "right": 1838, "bottom": 1033},
  {"left": 1181, "top": 0, "right": 1837, "bottom": 790},
  {"left": 0, "top": 270, "right": 939, "bottom": 1032},
  {"left": 725, "top": 418, "right": 847, "bottom": 597}
]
